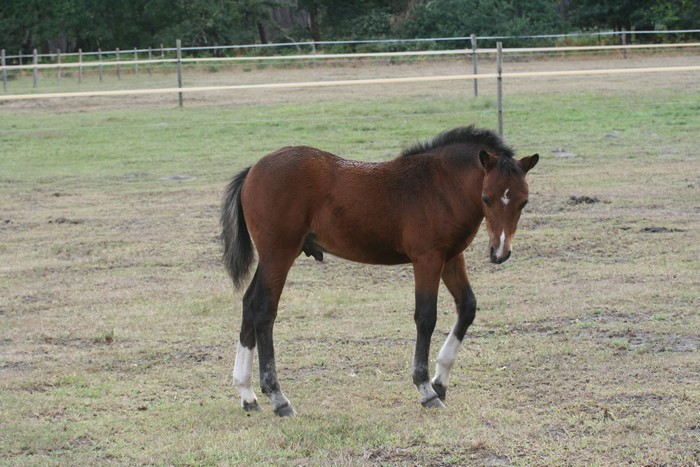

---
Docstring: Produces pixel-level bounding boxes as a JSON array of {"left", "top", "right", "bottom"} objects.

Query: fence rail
[
  {"left": 2, "top": 64, "right": 697, "bottom": 102},
  {"left": 3, "top": 29, "right": 700, "bottom": 61},
  {"left": 2, "top": 42, "right": 698, "bottom": 73},
  {"left": 2, "top": 39, "right": 698, "bottom": 137}
]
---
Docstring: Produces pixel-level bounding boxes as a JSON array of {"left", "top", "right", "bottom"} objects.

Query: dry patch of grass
[{"left": 1, "top": 52, "right": 699, "bottom": 464}]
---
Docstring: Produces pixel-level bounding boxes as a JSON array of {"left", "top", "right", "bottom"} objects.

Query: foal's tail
[{"left": 220, "top": 167, "right": 254, "bottom": 290}]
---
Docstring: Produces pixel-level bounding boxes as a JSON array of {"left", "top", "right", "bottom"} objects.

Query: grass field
[{"left": 1, "top": 53, "right": 699, "bottom": 464}]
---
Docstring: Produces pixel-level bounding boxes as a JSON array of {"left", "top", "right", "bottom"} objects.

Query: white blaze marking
[
  {"left": 432, "top": 332, "right": 462, "bottom": 387},
  {"left": 233, "top": 344, "right": 258, "bottom": 406},
  {"left": 501, "top": 188, "right": 510, "bottom": 205},
  {"left": 495, "top": 230, "right": 507, "bottom": 258}
]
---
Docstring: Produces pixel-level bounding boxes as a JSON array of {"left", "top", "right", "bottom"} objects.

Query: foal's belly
[
  {"left": 328, "top": 246, "right": 410, "bottom": 265},
  {"left": 311, "top": 231, "right": 410, "bottom": 265}
]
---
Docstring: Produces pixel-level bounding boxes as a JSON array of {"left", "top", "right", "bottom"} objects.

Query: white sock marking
[
  {"left": 269, "top": 390, "right": 295, "bottom": 414},
  {"left": 432, "top": 332, "right": 462, "bottom": 387},
  {"left": 418, "top": 381, "right": 439, "bottom": 401},
  {"left": 233, "top": 344, "right": 258, "bottom": 406}
]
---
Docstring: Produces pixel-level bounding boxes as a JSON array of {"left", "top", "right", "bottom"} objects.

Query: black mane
[
  {"left": 401, "top": 126, "right": 519, "bottom": 172},
  {"left": 401, "top": 126, "right": 514, "bottom": 158}
]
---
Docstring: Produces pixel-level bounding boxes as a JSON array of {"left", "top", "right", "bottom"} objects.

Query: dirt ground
[
  {"left": 2, "top": 48, "right": 699, "bottom": 112},
  {"left": 1, "top": 48, "right": 699, "bottom": 464}
]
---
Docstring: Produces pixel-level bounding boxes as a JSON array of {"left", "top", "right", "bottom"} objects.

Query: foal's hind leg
[
  {"left": 431, "top": 254, "right": 476, "bottom": 402},
  {"left": 252, "top": 255, "right": 298, "bottom": 417},
  {"left": 233, "top": 270, "right": 261, "bottom": 411}
]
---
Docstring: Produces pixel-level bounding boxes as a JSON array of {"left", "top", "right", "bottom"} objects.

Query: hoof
[
  {"left": 431, "top": 382, "right": 447, "bottom": 402},
  {"left": 421, "top": 394, "right": 446, "bottom": 409},
  {"left": 274, "top": 403, "right": 297, "bottom": 417},
  {"left": 242, "top": 399, "right": 261, "bottom": 412}
]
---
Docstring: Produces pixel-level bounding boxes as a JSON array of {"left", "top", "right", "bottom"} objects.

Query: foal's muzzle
[{"left": 490, "top": 247, "right": 511, "bottom": 264}]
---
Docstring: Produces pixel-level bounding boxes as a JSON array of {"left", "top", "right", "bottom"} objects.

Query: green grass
[
  {"left": 1, "top": 62, "right": 699, "bottom": 465},
  {"left": 1, "top": 95, "right": 497, "bottom": 181}
]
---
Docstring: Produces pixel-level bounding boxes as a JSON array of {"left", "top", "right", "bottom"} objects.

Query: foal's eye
[
  {"left": 482, "top": 195, "right": 491, "bottom": 207},
  {"left": 519, "top": 199, "right": 529, "bottom": 210}
]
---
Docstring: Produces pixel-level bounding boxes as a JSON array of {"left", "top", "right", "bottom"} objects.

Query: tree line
[{"left": 1, "top": 0, "right": 698, "bottom": 54}]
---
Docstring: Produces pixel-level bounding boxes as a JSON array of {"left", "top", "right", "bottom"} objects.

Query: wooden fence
[
  {"left": 3, "top": 28, "right": 700, "bottom": 63},
  {"left": 1, "top": 41, "right": 699, "bottom": 136}
]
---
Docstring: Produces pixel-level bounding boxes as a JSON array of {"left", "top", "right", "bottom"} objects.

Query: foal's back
[{"left": 241, "top": 145, "right": 483, "bottom": 266}]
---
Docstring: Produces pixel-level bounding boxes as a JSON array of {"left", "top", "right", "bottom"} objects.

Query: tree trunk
[
  {"left": 308, "top": 7, "right": 321, "bottom": 42},
  {"left": 257, "top": 21, "right": 268, "bottom": 44}
]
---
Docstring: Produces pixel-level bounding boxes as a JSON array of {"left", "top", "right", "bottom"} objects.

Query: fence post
[
  {"left": 470, "top": 33, "right": 478, "bottom": 97},
  {"left": 311, "top": 41, "right": 317, "bottom": 68},
  {"left": 1, "top": 49, "right": 7, "bottom": 92},
  {"left": 496, "top": 42, "right": 503, "bottom": 137},
  {"left": 78, "top": 48, "right": 83, "bottom": 83},
  {"left": 621, "top": 28, "right": 628, "bottom": 59},
  {"left": 33, "top": 49, "right": 38, "bottom": 88},
  {"left": 116, "top": 48, "right": 121, "bottom": 80},
  {"left": 98, "top": 48, "right": 103, "bottom": 82},
  {"left": 134, "top": 47, "right": 139, "bottom": 77},
  {"left": 176, "top": 39, "right": 183, "bottom": 108},
  {"left": 148, "top": 47, "right": 153, "bottom": 76},
  {"left": 56, "top": 48, "right": 61, "bottom": 85}
]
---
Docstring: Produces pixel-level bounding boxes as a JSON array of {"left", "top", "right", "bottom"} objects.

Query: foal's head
[{"left": 479, "top": 150, "right": 539, "bottom": 264}]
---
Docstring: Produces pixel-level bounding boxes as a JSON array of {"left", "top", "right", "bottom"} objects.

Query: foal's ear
[
  {"left": 519, "top": 153, "right": 539, "bottom": 173},
  {"left": 479, "top": 150, "right": 498, "bottom": 171}
]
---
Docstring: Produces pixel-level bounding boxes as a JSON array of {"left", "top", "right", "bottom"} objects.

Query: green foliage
[
  {"left": 396, "top": 0, "right": 567, "bottom": 45},
  {"left": 0, "top": 0, "right": 275, "bottom": 53},
  {"left": 566, "top": 0, "right": 700, "bottom": 33},
  {"left": 569, "top": 0, "right": 659, "bottom": 31},
  {"left": 657, "top": 0, "right": 700, "bottom": 30},
  {"left": 1, "top": 0, "right": 698, "bottom": 54}
]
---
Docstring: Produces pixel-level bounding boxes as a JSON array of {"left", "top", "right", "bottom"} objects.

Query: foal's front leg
[
  {"left": 412, "top": 255, "right": 446, "bottom": 408},
  {"left": 431, "top": 254, "right": 477, "bottom": 402}
]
